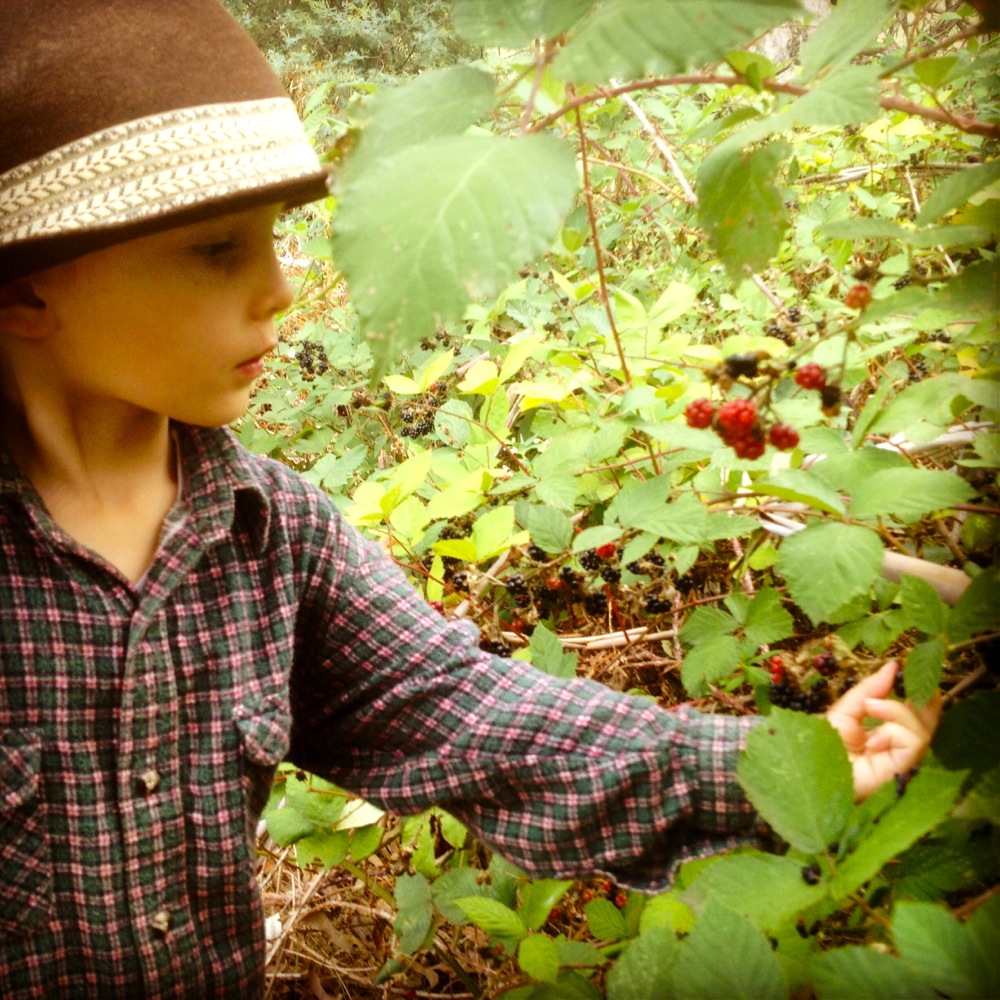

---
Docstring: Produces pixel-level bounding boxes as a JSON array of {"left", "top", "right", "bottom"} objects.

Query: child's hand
[{"left": 825, "top": 661, "right": 943, "bottom": 801}]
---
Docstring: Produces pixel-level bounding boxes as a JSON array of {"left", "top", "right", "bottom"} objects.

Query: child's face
[{"left": 27, "top": 203, "right": 293, "bottom": 427}]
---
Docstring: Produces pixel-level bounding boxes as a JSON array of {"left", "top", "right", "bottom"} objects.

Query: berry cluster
[
  {"left": 686, "top": 397, "right": 800, "bottom": 459},
  {"left": 399, "top": 381, "right": 449, "bottom": 439},
  {"left": 296, "top": 340, "right": 331, "bottom": 380},
  {"left": 768, "top": 658, "right": 831, "bottom": 713},
  {"left": 843, "top": 283, "right": 873, "bottom": 310},
  {"left": 794, "top": 362, "right": 843, "bottom": 417}
]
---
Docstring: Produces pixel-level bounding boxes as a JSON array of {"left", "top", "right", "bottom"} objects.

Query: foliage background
[{"left": 222, "top": 1, "right": 999, "bottom": 996}]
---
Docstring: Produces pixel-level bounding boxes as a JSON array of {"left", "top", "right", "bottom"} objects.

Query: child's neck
[{"left": 1, "top": 396, "right": 179, "bottom": 585}]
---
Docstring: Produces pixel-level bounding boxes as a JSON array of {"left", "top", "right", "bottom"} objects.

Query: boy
[{"left": 0, "top": 2, "right": 940, "bottom": 996}]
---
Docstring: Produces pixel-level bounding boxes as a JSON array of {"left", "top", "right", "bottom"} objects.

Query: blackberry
[
  {"left": 600, "top": 566, "right": 621, "bottom": 584},
  {"left": 820, "top": 385, "right": 843, "bottom": 417},
  {"left": 296, "top": 340, "right": 331, "bottom": 379},
  {"left": 512, "top": 591, "right": 533, "bottom": 609},
  {"left": 769, "top": 680, "right": 797, "bottom": 708},
  {"left": 480, "top": 639, "right": 513, "bottom": 657},
  {"left": 626, "top": 561, "right": 645, "bottom": 575},
  {"left": 579, "top": 549, "right": 602, "bottom": 571},
  {"left": 505, "top": 573, "right": 529, "bottom": 594},
  {"left": 787, "top": 305, "right": 802, "bottom": 323},
  {"left": 892, "top": 274, "right": 912, "bottom": 290},
  {"left": 647, "top": 551, "right": 665, "bottom": 567},
  {"left": 400, "top": 406, "right": 416, "bottom": 424},
  {"left": 451, "top": 571, "right": 470, "bottom": 593},
  {"left": 804, "top": 678, "right": 831, "bottom": 712},
  {"left": 895, "top": 766, "right": 918, "bottom": 798},
  {"left": 560, "top": 566, "right": 582, "bottom": 586},
  {"left": 583, "top": 591, "right": 608, "bottom": 615},
  {"left": 722, "top": 352, "right": 763, "bottom": 380},
  {"left": 801, "top": 864, "right": 822, "bottom": 885},
  {"left": 813, "top": 652, "right": 837, "bottom": 677},
  {"left": 527, "top": 545, "right": 548, "bottom": 562},
  {"left": 645, "top": 594, "right": 673, "bottom": 614}
]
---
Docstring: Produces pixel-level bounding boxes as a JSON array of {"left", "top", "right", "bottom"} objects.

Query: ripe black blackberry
[
  {"left": 892, "top": 274, "right": 912, "bottom": 290},
  {"left": 804, "top": 678, "right": 831, "bottom": 712},
  {"left": 645, "top": 594, "right": 673, "bottom": 614},
  {"left": 583, "top": 591, "right": 608, "bottom": 615},
  {"left": 626, "top": 560, "right": 645, "bottom": 575},
  {"left": 480, "top": 638, "right": 513, "bottom": 657},
  {"left": 560, "top": 566, "right": 582, "bottom": 587},
  {"left": 450, "top": 571, "right": 470, "bottom": 593},
  {"left": 801, "top": 864, "right": 822, "bottom": 885},
  {"left": 505, "top": 573, "right": 529, "bottom": 594},
  {"left": 527, "top": 545, "right": 548, "bottom": 562},
  {"left": 769, "top": 679, "right": 797, "bottom": 709},
  {"left": 787, "top": 305, "right": 802, "bottom": 323},
  {"left": 296, "top": 340, "right": 331, "bottom": 379},
  {"left": 813, "top": 652, "right": 838, "bottom": 677},
  {"left": 579, "top": 549, "right": 602, "bottom": 571},
  {"left": 600, "top": 566, "right": 621, "bottom": 584}
]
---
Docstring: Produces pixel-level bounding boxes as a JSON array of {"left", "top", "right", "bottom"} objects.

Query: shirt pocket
[{"left": 0, "top": 729, "right": 53, "bottom": 937}]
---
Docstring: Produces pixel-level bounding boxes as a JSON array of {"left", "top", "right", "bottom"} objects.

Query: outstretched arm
[{"left": 825, "top": 660, "right": 942, "bottom": 801}]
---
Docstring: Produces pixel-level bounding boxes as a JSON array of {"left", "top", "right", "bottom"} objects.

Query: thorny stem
[{"left": 571, "top": 95, "right": 632, "bottom": 385}]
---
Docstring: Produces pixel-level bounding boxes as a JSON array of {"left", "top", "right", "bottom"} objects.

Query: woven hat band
[{"left": 0, "top": 98, "right": 322, "bottom": 248}]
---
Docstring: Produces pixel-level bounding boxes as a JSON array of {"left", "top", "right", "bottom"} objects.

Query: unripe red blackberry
[
  {"left": 794, "top": 363, "right": 827, "bottom": 391},
  {"left": 768, "top": 423, "right": 800, "bottom": 451},
  {"left": 685, "top": 397, "right": 716, "bottom": 429}
]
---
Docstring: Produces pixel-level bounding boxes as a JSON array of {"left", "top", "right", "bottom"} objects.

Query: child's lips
[{"left": 235, "top": 348, "right": 273, "bottom": 379}]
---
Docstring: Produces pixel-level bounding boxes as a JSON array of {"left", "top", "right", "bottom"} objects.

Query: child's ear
[{"left": 0, "top": 279, "right": 51, "bottom": 339}]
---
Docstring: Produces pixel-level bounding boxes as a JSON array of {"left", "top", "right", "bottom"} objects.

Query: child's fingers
[
  {"left": 862, "top": 698, "right": 936, "bottom": 761},
  {"left": 829, "top": 660, "right": 898, "bottom": 719}
]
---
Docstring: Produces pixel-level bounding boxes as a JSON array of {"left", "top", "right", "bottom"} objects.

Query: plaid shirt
[{"left": 0, "top": 424, "right": 762, "bottom": 998}]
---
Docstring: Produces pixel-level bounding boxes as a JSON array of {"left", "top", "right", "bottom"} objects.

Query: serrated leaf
[
  {"left": 519, "top": 879, "right": 573, "bottom": 931},
  {"left": 799, "top": 0, "right": 892, "bottom": 81},
  {"left": 530, "top": 623, "right": 578, "bottom": 679},
  {"left": 947, "top": 567, "right": 1000, "bottom": 642},
  {"left": 673, "top": 902, "right": 785, "bottom": 1000},
  {"left": 455, "top": 897, "right": 528, "bottom": 940},
  {"left": 349, "top": 65, "right": 495, "bottom": 175},
  {"left": 296, "top": 828, "right": 349, "bottom": 868},
  {"left": 698, "top": 141, "right": 790, "bottom": 279},
  {"left": 916, "top": 160, "right": 1000, "bottom": 225},
  {"left": 584, "top": 898, "right": 628, "bottom": 941},
  {"left": 518, "top": 933, "right": 561, "bottom": 984},
  {"left": 431, "top": 867, "right": 486, "bottom": 924},
  {"left": 753, "top": 469, "right": 846, "bottom": 515},
  {"left": 783, "top": 64, "right": 881, "bottom": 125},
  {"left": 472, "top": 505, "right": 517, "bottom": 561},
  {"left": 903, "top": 637, "right": 946, "bottom": 708},
  {"left": 812, "top": 946, "right": 937, "bottom": 1000},
  {"left": 933, "top": 691, "right": 1000, "bottom": 784},
  {"left": 820, "top": 218, "right": 910, "bottom": 242},
  {"left": 680, "top": 605, "right": 738, "bottom": 645},
  {"left": 899, "top": 574, "right": 948, "bottom": 636},
  {"left": 555, "top": 0, "right": 799, "bottom": 81},
  {"left": 830, "top": 767, "right": 964, "bottom": 898},
  {"left": 777, "top": 522, "right": 884, "bottom": 625},
  {"left": 681, "top": 634, "right": 744, "bottom": 696},
  {"left": 394, "top": 872, "right": 434, "bottom": 954},
  {"left": 605, "top": 926, "right": 681, "bottom": 1000},
  {"left": 265, "top": 807, "right": 317, "bottom": 846},
  {"left": 893, "top": 902, "right": 991, "bottom": 998},
  {"left": 744, "top": 589, "right": 794, "bottom": 647},
  {"left": 849, "top": 468, "right": 975, "bottom": 522},
  {"left": 682, "top": 852, "right": 825, "bottom": 932},
  {"left": 738, "top": 710, "right": 853, "bottom": 854},
  {"left": 526, "top": 505, "right": 574, "bottom": 555},
  {"left": 333, "top": 133, "right": 577, "bottom": 377},
  {"left": 452, "top": 0, "right": 595, "bottom": 47}
]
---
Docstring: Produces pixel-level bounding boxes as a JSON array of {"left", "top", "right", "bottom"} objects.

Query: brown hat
[{"left": 0, "top": 0, "right": 330, "bottom": 284}]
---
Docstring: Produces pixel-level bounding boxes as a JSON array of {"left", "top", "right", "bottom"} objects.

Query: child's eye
[{"left": 197, "top": 240, "right": 239, "bottom": 259}]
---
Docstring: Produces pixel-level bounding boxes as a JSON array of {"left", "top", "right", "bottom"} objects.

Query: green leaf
[
  {"left": 894, "top": 901, "right": 997, "bottom": 999},
  {"left": 673, "top": 902, "right": 785, "bottom": 999},
  {"left": 812, "top": 946, "right": 937, "bottom": 1000},
  {"left": 395, "top": 873, "right": 434, "bottom": 954},
  {"left": 698, "top": 141, "right": 791, "bottom": 280},
  {"left": 333, "top": 133, "right": 577, "bottom": 377},
  {"left": 518, "top": 933, "right": 561, "bottom": 985},
  {"left": 452, "top": 0, "right": 594, "bottom": 47},
  {"left": 681, "top": 634, "right": 743, "bottom": 696},
  {"left": 899, "top": 574, "right": 947, "bottom": 636},
  {"left": 348, "top": 65, "right": 495, "bottom": 175},
  {"left": 738, "top": 710, "right": 853, "bottom": 855},
  {"left": 682, "top": 852, "right": 825, "bottom": 932},
  {"left": 947, "top": 567, "right": 1000, "bottom": 642},
  {"left": 777, "top": 522, "right": 884, "bottom": 626},
  {"left": 753, "top": 469, "right": 846, "bottom": 515},
  {"left": 965, "top": 894, "right": 1000, "bottom": 996},
  {"left": 865, "top": 373, "right": 982, "bottom": 437},
  {"left": 519, "top": 879, "right": 573, "bottom": 931},
  {"left": 849, "top": 468, "right": 975, "bottom": 522},
  {"left": 526, "top": 505, "right": 574, "bottom": 555},
  {"left": 555, "top": 0, "right": 800, "bottom": 81},
  {"left": 529, "top": 622, "right": 578, "bottom": 679},
  {"left": 265, "top": 806, "right": 316, "bottom": 846},
  {"left": 455, "top": 897, "right": 528, "bottom": 940},
  {"left": 584, "top": 898, "right": 628, "bottom": 941},
  {"left": 680, "top": 606, "right": 737, "bottom": 645},
  {"left": 472, "top": 505, "right": 517, "bottom": 561},
  {"left": 820, "top": 218, "right": 910, "bottom": 242},
  {"left": 933, "top": 691, "right": 1000, "bottom": 784},
  {"left": 916, "top": 160, "right": 1000, "bottom": 225},
  {"left": 296, "top": 828, "right": 349, "bottom": 868},
  {"left": 783, "top": 65, "right": 881, "bottom": 125},
  {"left": 431, "top": 867, "right": 489, "bottom": 924},
  {"left": 830, "top": 767, "right": 965, "bottom": 899},
  {"left": 903, "top": 637, "right": 946, "bottom": 708},
  {"left": 605, "top": 926, "right": 681, "bottom": 1000},
  {"left": 348, "top": 822, "right": 383, "bottom": 861},
  {"left": 799, "top": 0, "right": 892, "bottom": 81},
  {"left": 744, "top": 588, "right": 795, "bottom": 647}
]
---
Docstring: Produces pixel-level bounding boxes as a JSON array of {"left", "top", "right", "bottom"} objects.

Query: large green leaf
[
  {"left": 776, "top": 522, "right": 884, "bottom": 625},
  {"left": 849, "top": 468, "right": 976, "bottom": 522},
  {"left": 947, "top": 566, "right": 1000, "bottom": 642},
  {"left": 555, "top": 0, "right": 800, "bottom": 81},
  {"left": 332, "top": 133, "right": 577, "bottom": 376},
  {"left": 812, "top": 946, "right": 937, "bottom": 1000},
  {"left": 753, "top": 469, "right": 846, "bottom": 515},
  {"left": 697, "top": 141, "right": 791, "bottom": 280},
  {"left": 347, "top": 65, "right": 495, "bottom": 175},
  {"left": 738, "top": 710, "right": 853, "bottom": 855},
  {"left": 916, "top": 159, "right": 1000, "bottom": 225},
  {"left": 605, "top": 926, "right": 680, "bottom": 1000},
  {"left": 452, "top": 0, "right": 595, "bottom": 47},
  {"left": 782, "top": 64, "right": 881, "bottom": 125},
  {"left": 798, "top": 0, "right": 893, "bottom": 81},
  {"left": 673, "top": 902, "right": 786, "bottom": 1000}
]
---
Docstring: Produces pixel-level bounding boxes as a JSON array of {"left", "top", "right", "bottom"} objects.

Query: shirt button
[
  {"left": 136, "top": 769, "right": 161, "bottom": 795},
  {"left": 150, "top": 910, "right": 172, "bottom": 939}
]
